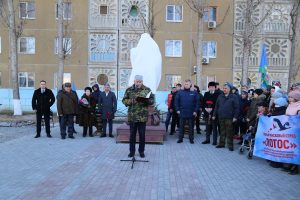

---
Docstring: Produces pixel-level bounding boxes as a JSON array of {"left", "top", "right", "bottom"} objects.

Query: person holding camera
[
  {"left": 122, "top": 75, "right": 154, "bottom": 158},
  {"left": 79, "top": 87, "right": 96, "bottom": 137}
]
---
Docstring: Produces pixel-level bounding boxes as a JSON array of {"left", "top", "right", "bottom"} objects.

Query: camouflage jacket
[{"left": 122, "top": 84, "right": 155, "bottom": 123}]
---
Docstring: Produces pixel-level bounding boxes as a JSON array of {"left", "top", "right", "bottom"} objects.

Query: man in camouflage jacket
[{"left": 122, "top": 75, "right": 154, "bottom": 158}]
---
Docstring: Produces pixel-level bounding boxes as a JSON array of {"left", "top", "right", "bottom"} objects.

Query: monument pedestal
[
  {"left": 116, "top": 123, "right": 165, "bottom": 144},
  {"left": 116, "top": 105, "right": 165, "bottom": 144}
]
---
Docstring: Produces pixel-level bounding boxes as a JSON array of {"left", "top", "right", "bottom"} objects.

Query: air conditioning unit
[
  {"left": 202, "top": 57, "right": 210, "bottom": 64},
  {"left": 208, "top": 21, "right": 217, "bottom": 29},
  {"left": 193, "top": 66, "right": 197, "bottom": 74}
]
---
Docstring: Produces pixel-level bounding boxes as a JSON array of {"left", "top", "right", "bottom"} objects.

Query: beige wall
[
  {"left": 0, "top": 0, "right": 253, "bottom": 91},
  {"left": 154, "top": 0, "right": 234, "bottom": 90},
  {"left": 0, "top": 0, "right": 88, "bottom": 89}
]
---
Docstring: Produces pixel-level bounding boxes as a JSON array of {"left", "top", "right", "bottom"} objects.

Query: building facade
[
  {"left": 0, "top": 0, "right": 89, "bottom": 89},
  {"left": 233, "top": 0, "right": 296, "bottom": 90},
  {"left": 0, "top": 0, "right": 299, "bottom": 92}
]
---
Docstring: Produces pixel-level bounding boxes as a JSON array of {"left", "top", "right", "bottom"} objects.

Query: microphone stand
[{"left": 120, "top": 156, "right": 149, "bottom": 169}]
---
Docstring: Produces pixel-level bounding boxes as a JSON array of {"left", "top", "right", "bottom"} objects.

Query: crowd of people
[
  {"left": 31, "top": 78, "right": 300, "bottom": 174},
  {"left": 32, "top": 80, "right": 117, "bottom": 140},
  {"left": 165, "top": 80, "right": 300, "bottom": 175}
]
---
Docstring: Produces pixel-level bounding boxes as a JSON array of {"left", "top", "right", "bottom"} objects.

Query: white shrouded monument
[{"left": 128, "top": 33, "right": 162, "bottom": 94}]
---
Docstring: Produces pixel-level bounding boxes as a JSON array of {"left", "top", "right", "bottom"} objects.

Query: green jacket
[
  {"left": 247, "top": 94, "right": 266, "bottom": 124},
  {"left": 122, "top": 84, "right": 154, "bottom": 123}
]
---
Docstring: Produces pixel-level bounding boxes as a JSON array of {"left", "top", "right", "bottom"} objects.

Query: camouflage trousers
[{"left": 218, "top": 119, "right": 234, "bottom": 149}]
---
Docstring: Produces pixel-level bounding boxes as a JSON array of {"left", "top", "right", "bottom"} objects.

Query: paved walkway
[{"left": 0, "top": 124, "right": 299, "bottom": 200}]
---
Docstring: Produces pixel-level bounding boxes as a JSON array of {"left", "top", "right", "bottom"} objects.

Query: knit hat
[
  {"left": 274, "top": 97, "right": 288, "bottom": 107},
  {"left": 134, "top": 75, "right": 143, "bottom": 81},
  {"left": 64, "top": 82, "right": 71, "bottom": 87},
  {"left": 208, "top": 82, "right": 216, "bottom": 87},
  {"left": 224, "top": 82, "right": 233, "bottom": 89},
  {"left": 266, "top": 85, "right": 272, "bottom": 92},
  {"left": 272, "top": 90, "right": 284, "bottom": 99},
  {"left": 254, "top": 89, "right": 263, "bottom": 96},
  {"left": 288, "top": 91, "right": 300, "bottom": 101}
]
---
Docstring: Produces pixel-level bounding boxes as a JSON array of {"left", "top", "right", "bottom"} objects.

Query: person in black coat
[
  {"left": 237, "top": 91, "right": 251, "bottom": 144},
  {"left": 202, "top": 82, "right": 220, "bottom": 145},
  {"left": 193, "top": 85, "right": 203, "bottom": 134},
  {"left": 99, "top": 83, "right": 117, "bottom": 137},
  {"left": 213, "top": 83, "right": 239, "bottom": 151},
  {"left": 79, "top": 87, "right": 96, "bottom": 137},
  {"left": 91, "top": 84, "right": 101, "bottom": 101},
  {"left": 169, "top": 83, "right": 181, "bottom": 135},
  {"left": 31, "top": 80, "right": 55, "bottom": 138}
]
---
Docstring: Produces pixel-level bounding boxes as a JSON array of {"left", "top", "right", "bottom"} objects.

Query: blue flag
[{"left": 259, "top": 45, "right": 269, "bottom": 88}]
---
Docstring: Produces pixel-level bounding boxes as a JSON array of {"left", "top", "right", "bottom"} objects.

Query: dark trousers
[
  {"left": 179, "top": 117, "right": 194, "bottom": 141},
  {"left": 103, "top": 119, "right": 113, "bottom": 135},
  {"left": 129, "top": 122, "right": 146, "bottom": 154},
  {"left": 170, "top": 112, "right": 179, "bottom": 133},
  {"left": 165, "top": 111, "right": 172, "bottom": 132},
  {"left": 83, "top": 126, "right": 93, "bottom": 136},
  {"left": 36, "top": 113, "right": 50, "bottom": 135},
  {"left": 205, "top": 119, "right": 218, "bottom": 144},
  {"left": 60, "top": 114, "right": 74, "bottom": 137},
  {"left": 237, "top": 120, "right": 248, "bottom": 137},
  {"left": 195, "top": 111, "right": 201, "bottom": 133},
  {"left": 218, "top": 119, "right": 234, "bottom": 149}
]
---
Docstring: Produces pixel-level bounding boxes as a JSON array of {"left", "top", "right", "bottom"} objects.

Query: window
[
  {"left": 165, "top": 40, "right": 182, "bottom": 57},
  {"left": 18, "top": 72, "right": 35, "bottom": 88},
  {"left": 129, "top": 5, "right": 139, "bottom": 17},
  {"left": 19, "top": 2, "right": 35, "bottom": 19},
  {"left": 55, "top": 38, "right": 72, "bottom": 54},
  {"left": 54, "top": 73, "right": 71, "bottom": 88},
  {"left": 56, "top": 2, "right": 72, "bottom": 20},
  {"left": 203, "top": 7, "right": 217, "bottom": 22},
  {"left": 89, "top": 34, "right": 116, "bottom": 62},
  {"left": 202, "top": 41, "right": 217, "bottom": 58},
  {"left": 166, "top": 75, "right": 181, "bottom": 90},
  {"left": 19, "top": 37, "right": 35, "bottom": 54},
  {"left": 100, "top": 5, "right": 108, "bottom": 15},
  {"left": 166, "top": 5, "right": 183, "bottom": 22}
]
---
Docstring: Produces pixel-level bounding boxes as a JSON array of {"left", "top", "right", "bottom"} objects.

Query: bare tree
[
  {"left": 0, "top": 0, "right": 27, "bottom": 115},
  {"left": 288, "top": 0, "right": 300, "bottom": 88},
  {"left": 184, "top": 0, "right": 204, "bottom": 89},
  {"left": 236, "top": 0, "right": 273, "bottom": 86},
  {"left": 56, "top": 0, "right": 64, "bottom": 89}
]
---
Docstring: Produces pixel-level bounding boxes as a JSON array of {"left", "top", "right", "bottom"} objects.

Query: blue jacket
[{"left": 175, "top": 89, "right": 199, "bottom": 118}]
